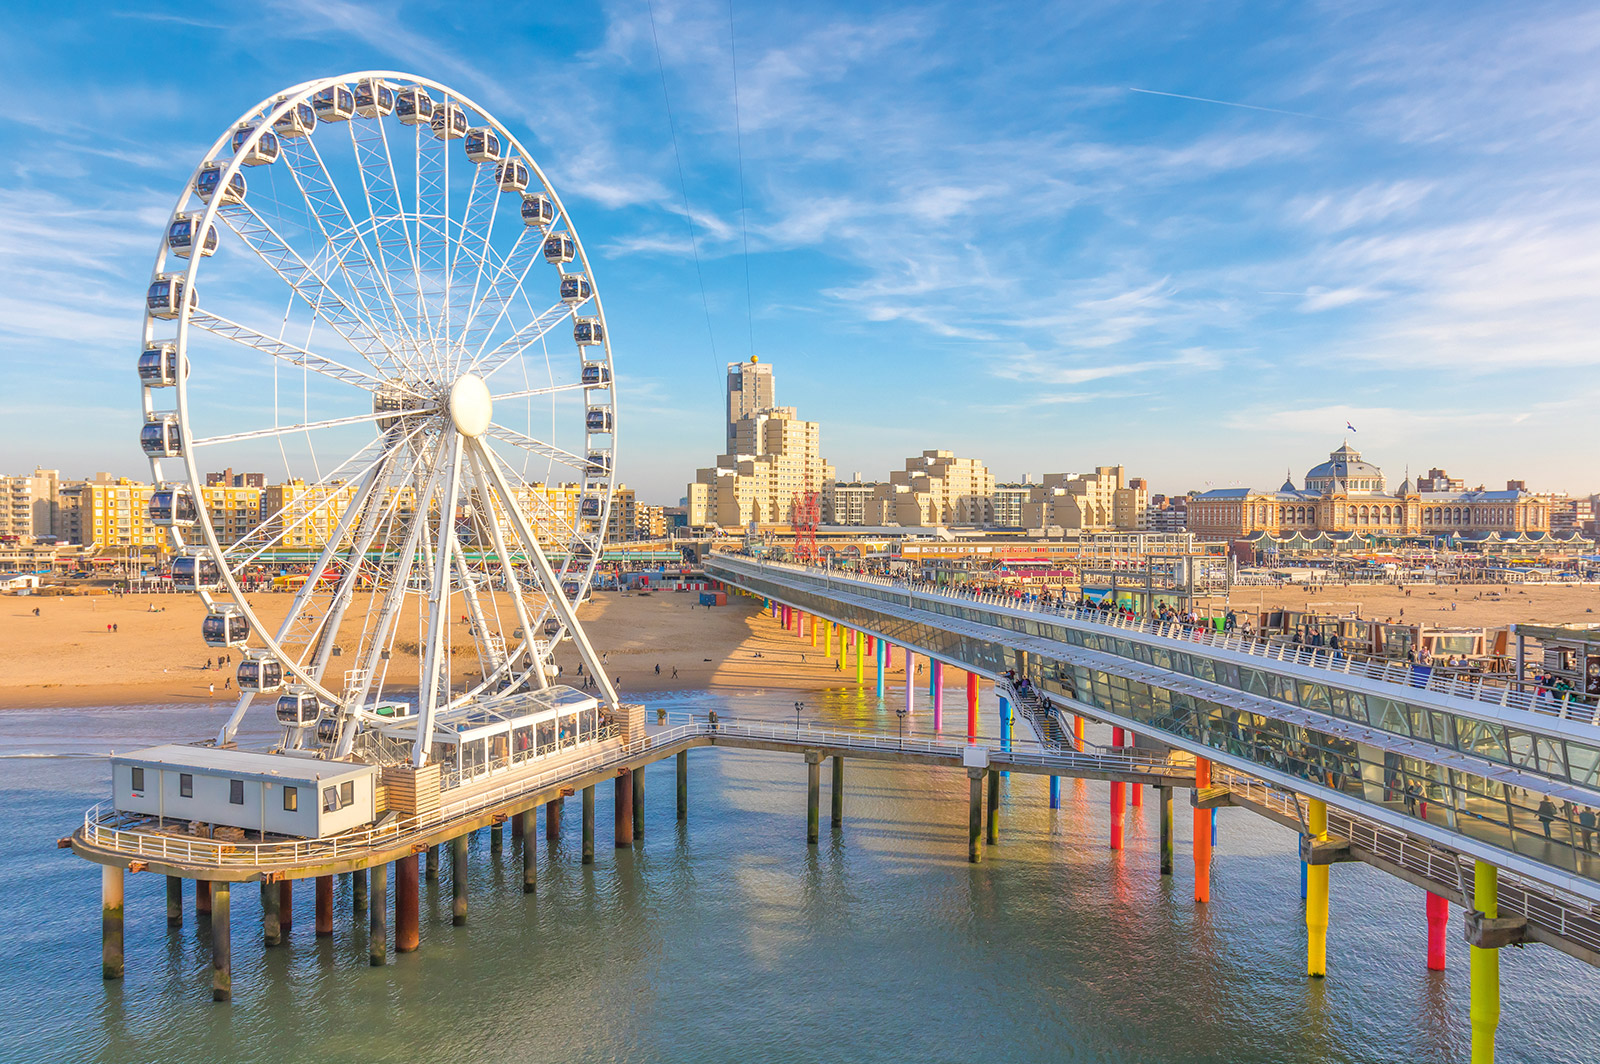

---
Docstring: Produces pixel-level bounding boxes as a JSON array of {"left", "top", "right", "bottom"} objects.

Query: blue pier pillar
[
  {"left": 1049, "top": 775, "right": 1061, "bottom": 809},
  {"left": 875, "top": 639, "right": 886, "bottom": 698},
  {"left": 1211, "top": 807, "right": 1218, "bottom": 846},
  {"left": 999, "top": 696, "right": 1011, "bottom": 778},
  {"left": 1300, "top": 859, "right": 1308, "bottom": 900}
]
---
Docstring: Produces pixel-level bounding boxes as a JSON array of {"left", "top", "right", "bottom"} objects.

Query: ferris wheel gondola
[{"left": 138, "top": 72, "right": 620, "bottom": 769}]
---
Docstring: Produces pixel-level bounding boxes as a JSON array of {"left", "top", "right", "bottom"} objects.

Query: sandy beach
[
  {"left": 3, "top": 580, "right": 1595, "bottom": 709},
  {"left": 0, "top": 588, "right": 875, "bottom": 709}
]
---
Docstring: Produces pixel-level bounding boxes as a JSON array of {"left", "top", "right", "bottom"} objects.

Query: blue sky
[{"left": 2, "top": 0, "right": 1598, "bottom": 502}]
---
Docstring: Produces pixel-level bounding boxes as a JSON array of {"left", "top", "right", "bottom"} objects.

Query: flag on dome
[{"left": 1345, "top": 421, "right": 1357, "bottom": 433}]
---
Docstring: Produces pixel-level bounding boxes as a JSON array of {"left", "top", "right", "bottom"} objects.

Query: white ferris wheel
[{"left": 138, "top": 72, "right": 620, "bottom": 768}]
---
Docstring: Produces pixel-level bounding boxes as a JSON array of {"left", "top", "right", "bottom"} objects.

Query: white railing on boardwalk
[
  {"left": 77, "top": 718, "right": 1181, "bottom": 870},
  {"left": 715, "top": 555, "right": 1600, "bottom": 728}
]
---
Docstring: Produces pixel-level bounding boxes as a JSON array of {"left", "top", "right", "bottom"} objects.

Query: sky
[{"left": 2, "top": 0, "right": 1599, "bottom": 502}]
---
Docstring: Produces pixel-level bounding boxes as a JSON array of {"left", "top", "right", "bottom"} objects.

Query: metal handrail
[
  {"left": 77, "top": 716, "right": 1184, "bottom": 869},
  {"left": 716, "top": 555, "right": 1600, "bottom": 728}
]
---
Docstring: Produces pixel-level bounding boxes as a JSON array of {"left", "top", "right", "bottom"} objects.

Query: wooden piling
[{"left": 676, "top": 750, "right": 688, "bottom": 821}]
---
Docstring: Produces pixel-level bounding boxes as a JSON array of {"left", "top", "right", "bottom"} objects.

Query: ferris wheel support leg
[
  {"left": 472, "top": 438, "right": 619, "bottom": 708},
  {"left": 464, "top": 445, "right": 541, "bottom": 689},
  {"left": 215, "top": 692, "right": 256, "bottom": 748},
  {"left": 414, "top": 434, "right": 466, "bottom": 767}
]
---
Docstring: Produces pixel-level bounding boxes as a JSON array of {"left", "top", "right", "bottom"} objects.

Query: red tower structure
[{"left": 791, "top": 491, "right": 820, "bottom": 563}]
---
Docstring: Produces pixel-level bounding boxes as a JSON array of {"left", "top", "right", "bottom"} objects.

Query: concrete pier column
[
  {"left": 1306, "top": 798, "right": 1330, "bottom": 978},
  {"left": 512, "top": 810, "right": 524, "bottom": 839},
  {"left": 1470, "top": 861, "right": 1501, "bottom": 1064},
  {"left": 582, "top": 786, "right": 596, "bottom": 864},
  {"left": 932, "top": 661, "right": 944, "bottom": 730},
  {"left": 633, "top": 764, "right": 646, "bottom": 841},
  {"left": 806, "top": 752, "right": 822, "bottom": 844},
  {"left": 1159, "top": 786, "right": 1174, "bottom": 875},
  {"left": 986, "top": 770, "right": 1000, "bottom": 844},
  {"left": 875, "top": 639, "right": 886, "bottom": 698},
  {"left": 966, "top": 672, "right": 980, "bottom": 742},
  {"left": 315, "top": 875, "right": 333, "bottom": 937},
  {"left": 369, "top": 863, "right": 388, "bottom": 966},
  {"left": 1194, "top": 757, "right": 1212, "bottom": 904},
  {"left": 396, "top": 856, "right": 420, "bottom": 953},
  {"left": 352, "top": 867, "right": 368, "bottom": 916},
  {"left": 1426, "top": 891, "right": 1448, "bottom": 971},
  {"left": 614, "top": 770, "right": 634, "bottom": 848},
  {"left": 280, "top": 879, "right": 292, "bottom": 933},
  {"left": 677, "top": 751, "right": 689, "bottom": 820},
  {"left": 1110, "top": 781, "right": 1126, "bottom": 850},
  {"left": 166, "top": 875, "right": 183, "bottom": 929},
  {"left": 521, "top": 809, "right": 538, "bottom": 894},
  {"left": 101, "top": 865, "right": 124, "bottom": 980},
  {"left": 1049, "top": 775, "right": 1061, "bottom": 809},
  {"left": 210, "top": 882, "right": 231, "bottom": 1002},
  {"left": 426, "top": 845, "right": 439, "bottom": 882},
  {"left": 261, "top": 880, "right": 282, "bottom": 947},
  {"left": 196, "top": 879, "right": 211, "bottom": 919},
  {"left": 967, "top": 768, "right": 985, "bottom": 863},
  {"left": 491, "top": 819, "right": 504, "bottom": 853},
  {"left": 831, "top": 755, "right": 844, "bottom": 828},
  {"left": 546, "top": 796, "right": 563, "bottom": 842},
  {"left": 451, "top": 835, "right": 469, "bottom": 926}
]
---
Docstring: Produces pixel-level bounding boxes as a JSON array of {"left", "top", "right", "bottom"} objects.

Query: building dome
[{"left": 1305, "top": 443, "right": 1385, "bottom": 495}]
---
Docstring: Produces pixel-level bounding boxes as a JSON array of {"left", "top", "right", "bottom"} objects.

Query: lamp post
[
  {"left": 896, "top": 706, "right": 908, "bottom": 750},
  {"left": 794, "top": 701, "right": 805, "bottom": 737}
]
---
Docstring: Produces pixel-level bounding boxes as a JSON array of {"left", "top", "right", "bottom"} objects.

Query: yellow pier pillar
[
  {"left": 1306, "top": 798, "right": 1329, "bottom": 978},
  {"left": 854, "top": 631, "right": 864, "bottom": 686},
  {"left": 1471, "top": 860, "right": 1501, "bottom": 1064}
]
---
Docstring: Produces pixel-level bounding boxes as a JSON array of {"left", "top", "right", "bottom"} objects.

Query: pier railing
[
  {"left": 714, "top": 555, "right": 1600, "bottom": 727},
  {"left": 1214, "top": 766, "right": 1600, "bottom": 958},
  {"left": 76, "top": 718, "right": 1185, "bottom": 870}
]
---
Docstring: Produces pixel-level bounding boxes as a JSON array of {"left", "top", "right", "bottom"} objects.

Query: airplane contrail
[{"left": 1127, "top": 87, "right": 1350, "bottom": 124}]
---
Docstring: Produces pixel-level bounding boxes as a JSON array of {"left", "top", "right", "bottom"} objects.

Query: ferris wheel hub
[{"left": 447, "top": 373, "right": 493, "bottom": 438}]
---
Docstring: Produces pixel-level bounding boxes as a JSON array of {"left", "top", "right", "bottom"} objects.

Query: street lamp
[
  {"left": 896, "top": 706, "right": 908, "bottom": 750},
  {"left": 794, "top": 700, "right": 805, "bottom": 736}
]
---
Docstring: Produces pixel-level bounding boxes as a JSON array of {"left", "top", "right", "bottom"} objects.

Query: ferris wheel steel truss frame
[{"left": 138, "top": 72, "right": 620, "bottom": 767}]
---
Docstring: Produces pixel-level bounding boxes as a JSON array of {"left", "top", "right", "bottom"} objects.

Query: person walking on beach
[
  {"left": 671, "top": 666, "right": 678, "bottom": 679},
  {"left": 208, "top": 682, "right": 215, "bottom": 695}
]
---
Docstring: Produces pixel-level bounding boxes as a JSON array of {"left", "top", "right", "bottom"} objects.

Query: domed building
[
  {"left": 1304, "top": 443, "right": 1385, "bottom": 494},
  {"left": 1185, "top": 441, "right": 1568, "bottom": 550}
]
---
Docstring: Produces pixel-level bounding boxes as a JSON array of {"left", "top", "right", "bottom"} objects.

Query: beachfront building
[
  {"left": 1013, "top": 466, "right": 1149, "bottom": 533},
  {"left": 1188, "top": 442, "right": 1568, "bottom": 545},
  {"left": 82, "top": 475, "right": 159, "bottom": 555},
  {"left": 825, "top": 476, "right": 880, "bottom": 526},
  {"left": 863, "top": 451, "right": 995, "bottom": 527},
  {"left": 0, "top": 467, "right": 61, "bottom": 543},
  {"left": 688, "top": 357, "right": 835, "bottom": 530}
]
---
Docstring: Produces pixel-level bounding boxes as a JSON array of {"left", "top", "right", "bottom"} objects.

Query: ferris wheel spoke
[
  {"left": 349, "top": 116, "right": 426, "bottom": 352},
  {"left": 218, "top": 423, "right": 424, "bottom": 571},
  {"left": 414, "top": 117, "right": 451, "bottom": 379},
  {"left": 473, "top": 437, "right": 617, "bottom": 707},
  {"left": 190, "top": 409, "right": 415, "bottom": 448},
  {"left": 415, "top": 431, "right": 465, "bottom": 765},
  {"left": 276, "top": 133, "right": 412, "bottom": 364},
  {"left": 470, "top": 302, "right": 574, "bottom": 379},
  {"left": 211, "top": 203, "right": 397, "bottom": 371},
  {"left": 188, "top": 309, "right": 394, "bottom": 392},
  {"left": 446, "top": 163, "right": 507, "bottom": 368},
  {"left": 456, "top": 226, "right": 539, "bottom": 362},
  {"left": 464, "top": 444, "right": 543, "bottom": 687},
  {"left": 485, "top": 443, "right": 586, "bottom": 561},
  {"left": 490, "top": 381, "right": 589, "bottom": 402},
  {"left": 483, "top": 424, "right": 589, "bottom": 474},
  {"left": 337, "top": 430, "right": 451, "bottom": 757}
]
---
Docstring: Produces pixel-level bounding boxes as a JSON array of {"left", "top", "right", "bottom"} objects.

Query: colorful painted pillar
[
  {"left": 1048, "top": 775, "right": 1061, "bottom": 809},
  {"left": 932, "top": 661, "right": 944, "bottom": 731},
  {"left": 1426, "top": 892, "right": 1448, "bottom": 971},
  {"left": 1110, "top": 726, "right": 1125, "bottom": 850},
  {"left": 1194, "top": 757, "right": 1212, "bottom": 904},
  {"left": 1073, "top": 714, "right": 1084, "bottom": 752},
  {"left": 966, "top": 672, "right": 979, "bottom": 742},
  {"left": 999, "top": 694, "right": 1011, "bottom": 778},
  {"left": 1306, "top": 798, "right": 1329, "bottom": 978},
  {"left": 1470, "top": 861, "right": 1501, "bottom": 1064},
  {"left": 854, "top": 631, "right": 864, "bottom": 686},
  {"left": 876, "top": 639, "right": 886, "bottom": 698},
  {"left": 809, "top": 615, "right": 817, "bottom": 647},
  {"left": 904, "top": 653, "right": 916, "bottom": 717},
  {"left": 836, "top": 626, "right": 846, "bottom": 671},
  {"left": 825, "top": 620, "right": 834, "bottom": 657}
]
